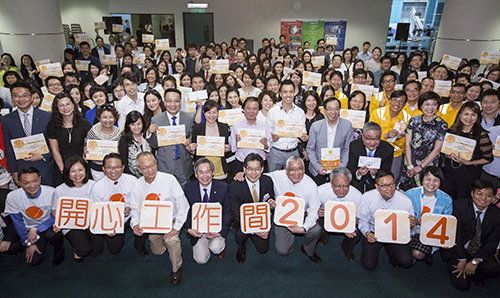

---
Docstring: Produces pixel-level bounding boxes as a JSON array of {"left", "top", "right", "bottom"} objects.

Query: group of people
[{"left": 0, "top": 33, "right": 499, "bottom": 290}]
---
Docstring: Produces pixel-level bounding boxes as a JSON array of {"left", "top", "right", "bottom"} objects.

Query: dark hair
[
  {"left": 375, "top": 169, "right": 394, "bottom": 182},
  {"left": 280, "top": 79, "right": 294, "bottom": 92},
  {"left": 45, "top": 76, "right": 62, "bottom": 89},
  {"left": 244, "top": 153, "right": 264, "bottom": 168},
  {"left": 319, "top": 85, "right": 335, "bottom": 102},
  {"left": 419, "top": 166, "right": 444, "bottom": 184},
  {"left": 328, "top": 70, "right": 344, "bottom": 81},
  {"left": 203, "top": 99, "right": 219, "bottom": 113},
  {"left": 103, "top": 153, "right": 123, "bottom": 167},
  {"left": 348, "top": 90, "right": 366, "bottom": 109},
  {"left": 144, "top": 67, "right": 159, "bottom": 84},
  {"left": 471, "top": 179, "right": 495, "bottom": 193},
  {"left": 302, "top": 90, "right": 321, "bottom": 114},
  {"left": 50, "top": 92, "right": 82, "bottom": 128},
  {"left": 417, "top": 91, "right": 441, "bottom": 110},
  {"left": 242, "top": 96, "right": 261, "bottom": 110},
  {"left": 1, "top": 53, "right": 17, "bottom": 67},
  {"left": 19, "top": 167, "right": 40, "bottom": 178},
  {"left": 449, "top": 101, "right": 483, "bottom": 136},
  {"left": 226, "top": 87, "right": 241, "bottom": 108},
  {"left": 120, "top": 72, "right": 139, "bottom": 84},
  {"left": 111, "top": 81, "right": 123, "bottom": 102},
  {"left": 380, "top": 70, "right": 398, "bottom": 84},
  {"left": 122, "top": 111, "right": 146, "bottom": 144},
  {"left": 143, "top": 89, "right": 166, "bottom": 129},
  {"left": 323, "top": 97, "right": 341, "bottom": 109},
  {"left": 390, "top": 90, "right": 407, "bottom": 102},
  {"left": 164, "top": 87, "right": 182, "bottom": 99},
  {"left": 403, "top": 80, "right": 422, "bottom": 91},
  {"left": 79, "top": 41, "right": 90, "bottom": 48},
  {"left": 96, "top": 104, "right": 119, "bottom": 121},
  {"left": 258, "top": 90, "right": 277, "bottom": 105},
  {"left": 9, "top": 81, "right": 33, "bottom": 93},
  {"left": 2, "top": 70, "right": 21, "bottom": 88},
  {"left": 62, "top": 156, "right": 89, "bottom": 187},
  {"left": 89, "top": 85, "right": 107, "bottom": 100},
  {"left": 480, "top": 89, "right": 498, "bottom": 101},
  {"left": 19, "top": 54, "right": 36, "bottom": 74}
]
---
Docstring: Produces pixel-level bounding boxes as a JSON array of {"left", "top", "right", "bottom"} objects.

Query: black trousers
[
  {"left": 30, "top": 229, "right": 64, "bottom": 266},
  {"left": 235, "top": 228, "right": 269, "bottom": 254},
  {"left": 318, "top": 218, "right": 360, "bottom": 250},
  {"left": 90, "top": 233, "right": 124, "bottom": 256},
  {"left": 447, "top": 255, "right": 500, "bottom": 290},
  {"left": 361, "top": 237, "right": 413, "bottom": 271},
  {"left": 133, "top": 233, "right": 149, "bottom": 252},
  {"left": 65, "top": 229, "right": 92, "bottom": 257}
]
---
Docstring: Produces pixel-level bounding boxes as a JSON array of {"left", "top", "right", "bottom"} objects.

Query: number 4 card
[{"left": 419, "top": 213, "right": 457, "bottom": 248}]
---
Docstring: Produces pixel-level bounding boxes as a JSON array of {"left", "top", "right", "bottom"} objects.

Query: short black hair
[
  {"left": 244, "top": 153, "right": 264, "bottom": 168},
  {"left": 63, "top": 156, "right": 89, "bottom": 187},
  {"left": 375, "top": 169, "right": 394, "bottom": 183},
  {"left": 19, "top": 167, "right": 41, "bottom": 178},
  {"left": 164, "top": 88, "right": 181, "bottom": 99},
  {"left": 471, "top": 179, "right": 495, "bottom": 193},
  {"left": 280, "top": 79, "right": 294, "bottom": 92},
  {"left": 418, "top": 91, "right": 441, "bottom": 110},
  {"left": 419, "top": 166, "right": 444, "bottom": 183},
  {"left": 103, "top": 153, "right": 123, "bottom": 167},
  {"left": 9, "top": 81, "right": 33, "bottom": 93}
]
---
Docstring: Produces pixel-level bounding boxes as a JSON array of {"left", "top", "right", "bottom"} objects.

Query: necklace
[{"left": 66, "top": 127, "right": 74, "bottom": 143}]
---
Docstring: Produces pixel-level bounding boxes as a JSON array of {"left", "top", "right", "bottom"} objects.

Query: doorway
[{"left": 183, "top": 13, "right": 214, "bottom": 48}]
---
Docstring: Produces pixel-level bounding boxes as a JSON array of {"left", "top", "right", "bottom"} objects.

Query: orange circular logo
[
  {"left": 13, "top": 139, "right": 24, "bottom": 148},
  {"left": 198, "top": 137, "right": 207, "bottom": 145},
  {"left": 219, "top": 111, "right": 226, "bottom": 118},
  {"left": 158, "top": 127, "right": 167, "bottom": 135},
  {"left": 284, "top": 192, "right": 296, "bottom": 197},
  {"left": 445, "top": 135, "right": 456, "bottom": 143},
  {"left": 109, "top": 193, "right": 125, "bottom": 202},
  {"left": 340, "top": 110, "right": 348, "bottom": 117},
  {"left": 276, "top": 119, "right": 286, "bottom": 127},
  {"left": 26, "top": 206, "right": 44, "bottom": 219},
  {"left": 239, "top": 129, "right": 248, "bottom": 138},
  {"left": 87, "top": 140, "right": 98, "bottom": 149},
  {"left": 145, "top": 193, "right": 160, "bottom": 201}
]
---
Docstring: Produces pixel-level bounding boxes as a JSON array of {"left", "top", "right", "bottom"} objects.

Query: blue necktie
[
  {"left": 202, "top": 188, "right": 209, "bottom": 202},
  {"left": 171, "top": 116, "right": 181, "bottom": 160},
  {"left": 368, "top": 150, "right": 375, "bottom": 157}
]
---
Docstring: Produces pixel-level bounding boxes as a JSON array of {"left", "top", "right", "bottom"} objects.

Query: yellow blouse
[{"left": 369, "top": 106, "right": 410, "bottom": 157}]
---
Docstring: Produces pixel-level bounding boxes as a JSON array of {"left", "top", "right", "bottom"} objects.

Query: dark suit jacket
[
  {"left": 184, "top": 180, "right": 231, "bottom": 244},
  {"left": 191, "top": 121, "right": 230, "bottom": 174},
  {"left": 347, "top": 138, "right": 393, "bottom": 193},
  {"left": 229, "top": 175, "right": 275, "bottom": 228},
  {"left": 450, "top": 199, "right": 500, "bottom": 260},
  {"left": 2, "top": 108, "right": 54, "bottom": 185},
  {"left": 91, "top": 46, "right": 110, "bottom": 61}
]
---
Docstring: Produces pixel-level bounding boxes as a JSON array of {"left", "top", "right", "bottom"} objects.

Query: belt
[{"left": 272, "top": 146, "right": 298, "bottom": 153}]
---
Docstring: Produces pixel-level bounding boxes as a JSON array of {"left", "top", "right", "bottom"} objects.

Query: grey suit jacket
[
  {"left": 306, "top": 118, "right": 354, "bottom": 176},
  {"left": 148, "top": 111, "right": 194, "bottom": 182}
]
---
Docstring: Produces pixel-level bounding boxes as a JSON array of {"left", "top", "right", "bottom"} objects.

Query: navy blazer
[
  {"left": 2, "top": 108, "right": 54, "bottom": 185},
  {"left": 229, "top": 175, "right": 275, "bottom": 228},
  {"left": 184, "top": 180, "right": 231, "bottom": 242}
]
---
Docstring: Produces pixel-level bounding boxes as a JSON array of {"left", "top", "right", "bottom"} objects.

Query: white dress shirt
[
  {"left": 266, "top": 102, "right": 305, "bottom": 150},
  {"left": 199, "top": 182, "right": 212, "bottom": 202},
  {"left": 318, "top": 183, "right": 363, "bottom": 216},
  {"left": 266, "top": 170, "right": 320, "bottom": 231},
  {"left": 326, "top": 121, "right": 338, "bottom": 148},
  {"left": 17, "top": 106, "right": 34, "bottom": 134},
  {"left": 115, "top": 92, "right": 145, "bottom": 128},
  {"left": 358, "top": 189, "right": 414, "bottom": 236},
  {"left": 130, "top": 171, "right": 189, "bottom": 230},
  {"left": 90, "top": 174, "right": 137, "bottom": 223},
  {"left": 230, "top": 118, "right": 272, "bottom": 162}
]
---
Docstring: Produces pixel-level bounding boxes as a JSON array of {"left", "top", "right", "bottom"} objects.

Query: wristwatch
[{"left": 471, "top": 259, "right": 479, "bottom": 265}]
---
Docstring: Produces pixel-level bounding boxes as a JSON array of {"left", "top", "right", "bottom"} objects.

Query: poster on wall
[
  {"left": 280, "top": 20, "right": 303, "bottom": 52},
  {"left": 324, "top": 20, "right": 347, "bottom": 51},
  {"left": 302, "top": 21, "right": 325, "bottom": 50}
]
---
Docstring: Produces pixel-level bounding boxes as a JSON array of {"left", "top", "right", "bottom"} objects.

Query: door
[{"left": 183, "top": 13, "right": 214, "bottom": 48}]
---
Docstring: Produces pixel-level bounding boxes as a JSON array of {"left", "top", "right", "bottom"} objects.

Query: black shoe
[
  {"left": 138, "top": 249, "right": 149, "bottom": 258},
  {"left": 424, "top": 254, "right": 433, "bottom": 267},
  {"left": 170, "top": 268, "right": 182, "bottom": 285},
  {"left": 472, "top": 277, "right": 485, "bottom": 287},
  {"left": 301, "top": 245, "right": 321, "bottom": 263},
  {"left": 218, "top": 248, "right": 226, "bottom": 259},
  {"left": 341, "top": 242, "right": 355, "bottom": 261},
  {"left": 53, "top": 247, "right": 65, "bottom": 266},
  {"left": 236, "top": 247, "right": 246, "bottom": 263}
]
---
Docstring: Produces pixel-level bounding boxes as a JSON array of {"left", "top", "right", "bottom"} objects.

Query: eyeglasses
[
  {"left": 12, "top": 93, "right": 32, "bottom": 100},
  {"left": 382, "top": 79, "right": 396, "bottom": 84},
  {"left": 377, "top": 181, "right": 395, "bottom": 188},
  {"left": 450, "top": 90, "right": 466, "bottom": 95}
]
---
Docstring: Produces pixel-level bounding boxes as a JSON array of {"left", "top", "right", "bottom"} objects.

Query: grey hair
[
  {"left": 194, "top": 157, "right": 215, "bottom": 173},
  {"left": 330, "top": 167, "right": 352, "bottom": 182},
  {"left": 363, "top": 121, "right": 382, "bottom": 133},
  {"left": 285, "top": 155, "right": 304, "bottom": 169},
  {"left": 135, "top": 151, "right": 156, "bottom": 167}
]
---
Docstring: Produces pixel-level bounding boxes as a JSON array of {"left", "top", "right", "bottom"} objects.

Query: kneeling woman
[
  {"left": 52, "top": 156, "right": 95, "bottom": 262},
  {"left": 405, "top": 166, "right": 453, "bottom": 265}
]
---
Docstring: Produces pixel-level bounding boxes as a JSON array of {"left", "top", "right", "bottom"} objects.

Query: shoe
[
  {"left": 73, "top": 253, "right": 84, "bottom": 263},
  {"left": 424, "top": 254, "right": 433, "bottom": 267},
  {"left": 170, "top": 268, "right": 182, "bottom": 285},
  {"left": 218, "top": 248, "right": 226, "bottom": 259},
  {"left": 301, "top": 245, "right": 321, "bottom": 263},
  {"left": 138, "top": 249, "right": 149, "bottom": 258},
  {"left": 472, "top": 276, "right": 485, "bottom": 287},
  {"left": 341, "top": 242, "right": 355, "bottom": 261},
  {"left": 53, "top": 247, "right": 65, "bottom": 266},
  {"left": 236, "top": 247, "right": 246, "bottom": 263}
]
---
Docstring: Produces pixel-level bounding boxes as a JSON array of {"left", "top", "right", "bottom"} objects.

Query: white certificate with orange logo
[
  {"left": 434, "top": 80, "right": 452, "bottom": 98},
  {"left": 209, "top": 59, "right": 230, "bottom": 74},
  {"left": 196, "top": 136, "right": 225, "bottom": 157},
  {"left": 11, "top": 133, "right": 49, "bottom": 160},
  {"left": 218, "top": 108, "right": 245, "bottom": 126},
  {"left": 340, "top": 109, "right": 366, "bottom": 129},
  {"left": 39, "top": 63, "right": 63, "bottom": 78},
  {"left": 302, "top": 71, "right": 322, "bottom": 87},
  {"left": 35, "top": 59, "right": 51, "bottom": 71},
  {"left": 75, "top": 60, "right": 90, "bottom": 72},
  {"left": 142, "top": 34, "right": 154, "bottom": 43},
  {"left": 493, "top": 136, "right": 500, "bottom": 158},
  {"left": 441, "top": 133, "right": 476, "bottom": 161},
  {"left": 480, "top": 51, "right": 500, "bottom": 65},
  {"left": 112, "top": 24, "right": 123, "bottom": 33},
  {"left": 237, "top": 128, "right": 265, "bottom": 149},
  {"left": 350, "top": 84, "right": 377, "bottom": 101},
  {"left": 102, "top": 54, "right": 117, "bottom": 65},
  {"left": 311, "top": 56, "right": 325, "bottom": 67},
  {"left": 86, "top": 139, "right": 118, "bottom": 161},
  {"left": 441, "top": 54, "right": 461, "bottom": 71},
  {"left": 39, "top": 93, "right": 55, "bottom": 112},
  {"left": 155, "top": 39, "right": 170, "bottom": 50},
  {"left": 320, "top": 148, "right": 340, "bottom": 172},
  {"left": 274, "top": 119, "right": 305, "bottom": 138},
  {"left": 157, "top": 125, "right": 186, "bottom": 147}
]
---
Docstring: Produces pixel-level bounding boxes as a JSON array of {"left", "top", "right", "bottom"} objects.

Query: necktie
[
  {"left": 23, "top": 113, "right": 32, "bottom": 136},
  {"left": 251, "top": 184, "right": 259, "bottom": 203},
  {"left": 202, "top": 188, "right": 209, "bottom": 203},
  {"left": 368, "top": 150, "right": 374, "bottom": 157},
  {"left": 467, "top": 211, "right": 482, "bottom": 255},
  {"left": 171, "top": 116, "right": 181, "bottom": 160}
]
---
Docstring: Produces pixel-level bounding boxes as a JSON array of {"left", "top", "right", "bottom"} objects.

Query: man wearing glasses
[
  {"left": 369, "top": 70, "right": 398, "bottom": 115},
  {"left": 347, "top": 122, "right": 394, "bottom": 193},
  {"left": 438, "top": 83, "right": 467, "bottom": 127},
  {"left": 358, "top": 170, "right": 416, "bottom": 270}
]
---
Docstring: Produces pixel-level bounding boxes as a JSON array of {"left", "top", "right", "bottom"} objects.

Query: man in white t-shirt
[
  {"left": 115, "top": 72, "right": 145, "bottom": 128},
  {"left": 4, "top": 167, "right": 65, "bottom": 266},
  {"left": 130, "top": 152, "right": 189, "bottom": 285}
]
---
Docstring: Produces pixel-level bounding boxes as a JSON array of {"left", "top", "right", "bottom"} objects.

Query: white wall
[
  {"left": 433, "top": 0, "right": 500, "bottom": 59},
  {"left": 59, "top": 0, "right": 110, "bottom": 44}
]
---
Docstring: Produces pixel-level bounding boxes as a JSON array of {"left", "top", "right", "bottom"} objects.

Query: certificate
[
  {"left": 196, "top": 136, "right": 225, "bottom": 157},
  {"left": 112, "top": 24, "right": 123, "bottom": 33},
  {"left": 187, "top": 90, "right": 208, "bottom": 102},
  {"left": 155, "top": 39, "right": 170, "bottom": 50},
  {"left": 325, "top": 36, "right": 337, "bottom": 46},
  {"left": 434, "top": 80, "right": 452, "bottom": 97},
  {"left": 209, "top": 59, "right": 229, "bottom": 74},
  {"left": 358, "top": 156, "right": 381, "bottom": 169},
  {"left": 157, "top": 125, "right": 186, "bottom": 146},
  {"left": 340, "top": 109, "right": 366, "bottom": 129},
  {"left": 320, "top": 148, "right": 340, "bottom": 171},
  {"left": 86, "top": 140, "right": 118, "bottom": 161},
  {"left": 441, "top": 133, "right": 476, "bottom": 161},
  {"left": 94, "top": 74, "right": 109, "bottom": 85},
  {"left": 142, "top": 34, "right": 154, "bottom": 43},
  {"left": 11, "top": 133, "right": 49, "bottom": 160},
  {"left": 132, "top": 53, "right": 146, "bottom": 65},
  {"left": 39, "top": 94, "right": 55, "bottom": 112},
  {"left": 493, "top": 136, "right": 500, "bottom": 158},
  {"left": 102, "top": 54, "right": 117, "bottom": 65},
  {"left": 39, "top": 63, "right": 63, "bottom": 78},
  {"left": 311, "top": 56, "right": 325, "bottom": 67},
  {"left": 74, "top": 33, "right": 91, "bottom": 45},
  {"left": 218, "top": 108, "right": 245, "bottom": 126},
  {"left": 480, "top": 51, "right": 500, "bottom": 65},
  {"left": 274, "top": 119, "right": 305, "bottom": 138},
  {"left": 75, "top": 60, "right": 90, "bottom": 72},
  {"left": 351, "top": 84, "right": 377, "bottom": 100},
  {"left": 417, "top": 71, "right": 428, "bottom": 80},
  {"left": 395, "top": 84, "right": 403, "bottom": 91},
  {"left": 302, "top": 71, "right": 322, "bottom": 87},
  {"left": 441, "top": 54, "right": 461, "bottom": 71},
  {"left": 94, "top": 22, "right": 106, "bottom": 30},
  {"left": 283, "top": 67, "right": 294, "bottom": 77},
  {"left": 237, "top": 128, "right": 265, "bottom": 149},
  {"left": 35, "top": 59, "right": 51, "bottom": 71}
]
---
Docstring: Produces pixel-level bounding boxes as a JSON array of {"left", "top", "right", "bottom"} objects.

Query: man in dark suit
[
  {"left": 347, "top": 121, "right": 393, "bottom": 193},
  {"left": 197, "top": 55, "right": 211, "bottom": 82},
  {"left": 2, "top": 82, "right": 54, "bottom": 186},
  {"left": 147, "top": 88, "right": 193, "bottom": 188},
  {"left": 91, "top": 36, "right": 111, "bottom": 63},
  {"left": 445, "top": 179, "right": 500, "bottom": 290},
  {"left": 230, "top": 153, "right": 275, "bottom": 263},
  {"left": 184, "top": 158, "right": 231, "bottom": 264}
]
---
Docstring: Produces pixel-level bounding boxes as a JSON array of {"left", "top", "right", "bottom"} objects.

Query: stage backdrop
[{"left": 281, "top": 19, "right": 347, "bottom": 51}]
